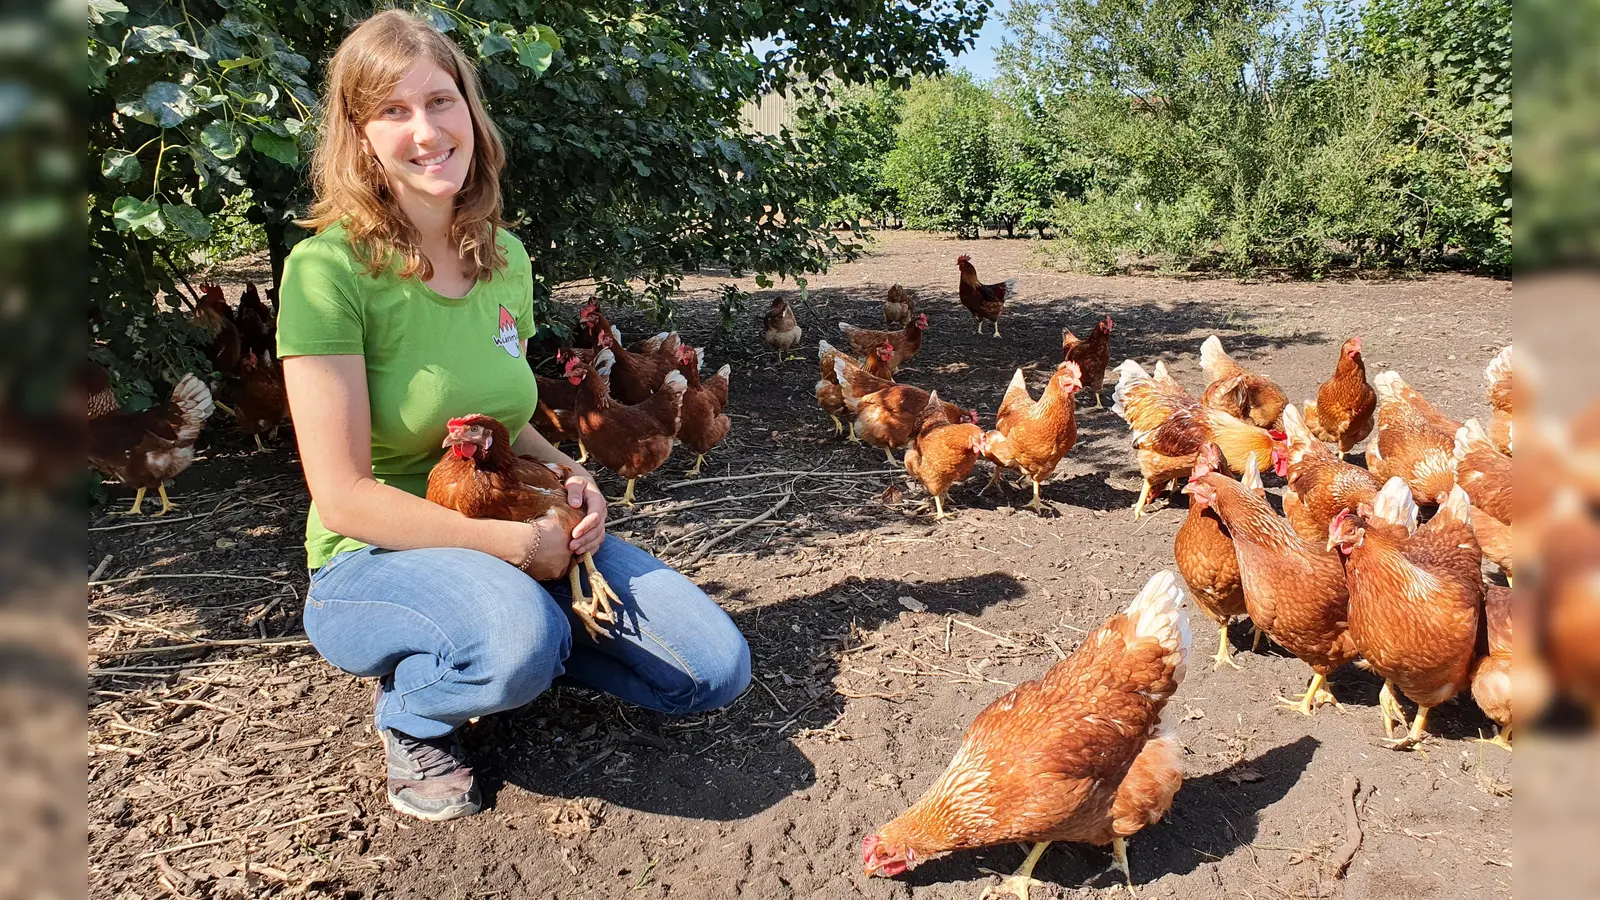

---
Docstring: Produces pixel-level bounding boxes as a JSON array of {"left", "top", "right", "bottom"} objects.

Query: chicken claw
[
  {"left": 1212, "top": 622, "right": 1241, "bottom": 671},
  {"left": 979, "top": 841, "right": 1051, "bottom": 900},
  {"left": 1275, "top": 673, "right": 1337, "bottom": 715},
  {"left": 608, "top": 478, "right": 638, "bottom": 508},
  {"left": 1132, "top": 481, "right": 1152, "bottom": 520},
  {"left": 567, "top": 554, "right": 620, "bottom": 641},
  {"left": 1473, "top": 725, "right": 1513, "bottom": 751},
  {"left": 828, "top": 413, "right": 843, "bottom": 435},
  {"left": 1384, "top": 705, "right": 1431, "bottom": 751},
  {"left": 1377, "top": 680, "right": 1409, "bottom": 738},
  {"left": 685, "top": 454, "right": 707, "bottom": 476},
  {"left": 108, "top": 486, "right": 149, "bottom": 517}
]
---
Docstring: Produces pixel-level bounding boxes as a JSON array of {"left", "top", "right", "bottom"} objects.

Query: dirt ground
[{"left": 88, "top": 232, "right": 1513, "bottom": 900}]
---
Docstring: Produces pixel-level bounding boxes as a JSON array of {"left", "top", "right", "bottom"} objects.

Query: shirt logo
[{"left": 495, "top": 305, "right": 521, "bottom": 359}]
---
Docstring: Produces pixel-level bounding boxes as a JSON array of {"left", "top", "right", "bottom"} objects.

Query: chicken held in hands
[
  {"left": 1199, "top": 336, "right": 1288, "bottom": 429},
  {"left": 1303, "top": 337, "right": 1376, "bottom": 453},
  {"left": 883, "top": 283, "right": 917, "bottom": 326},
  {"left": 763, "top": 296, "right": 802, "bottom": 356},
  {"left": 1279, "top": 404, "right": 1382, "bottom": 543},
  {"left": 88, "top": 364, "right": 215, "bottom": 516},
  {"left": 835, "top": 356, "right": 972, "bottom": 465},
  {"left": 1061, "top": 316, "right": 1114, "bottom": 408},
  {"left": 1186, "top": 456, "right": 1355, "bottom": 715},
  {"left": 574, "top": 348, "right": 687, "bottom": 507},
  {"left": 904, "top": 391, "right": 986, "bottom": 520},
  {"left": 862, "top": 570, "right": 1190, "bottom": 895},
  {"left": 956, "top": 254, "right": 1015, "bottom": 337},
  {"left": 1328, "top": 480, "right": 1483, "bottom": 749},
  {"left": 981, "top": 362, "right": 1081, "bottom": 511},
  {"left": 673, "top": 344, "right": 731, "bottom": 475},
  {"left": 838, "top": 313, "right": 927, "bottom": 374},
  {"left": 427, "top": 414, "right": 619, "bottom": 640},
  {"left": 1175, "top": 444, "right": 1254, "bottom": 670}
]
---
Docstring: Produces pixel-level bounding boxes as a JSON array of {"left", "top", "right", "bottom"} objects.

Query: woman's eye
[{"left": 432, "top": 96, "right": 454, "bottom": 107}]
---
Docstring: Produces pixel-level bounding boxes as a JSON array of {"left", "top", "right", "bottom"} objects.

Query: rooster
[
  {"left": 1061, "top": 316, "right": 1114, "bottom": 408},
  {"left": 981, "top": 362, "right": 1081, "bottom": 511},
  {"left": 88, "top": 364, "right": 215, "bottom": 516},
  {"left": 427, "top": 414, "right": 621, "bottom": 640},
  {"left": 863, "top": 570, "right": 1190, "bottom": 894},
  {"left": 956, "top": 254, "right": 1015, "bottom": 337}
]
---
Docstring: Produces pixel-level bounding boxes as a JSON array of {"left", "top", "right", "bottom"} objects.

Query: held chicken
[
  {"left": 531, "top": 353, "right": 588, "bottom": 461},
  {"left": 835, "top": 356, "right": 973, "bottom": 465},
  {"left": 1175, "top": 444, "right": 1253, "bottom": 670},
  {"left": 87, "top": 364, "right": 215, "bottom": 516},
  {"left": 955, "top": 254, "right": 1015, "bottom": 337},
  {"left": 1366, "top": 371, "right": 1462, "bottom": 506},
  {"left": 1484, "top": 345, "right": 1513, "bottom": 455},
  {"left": 1199, "top": 336, "right": 1287, "bottom": 429},
  {"left": 1061, "top": 316, "right": 1114, "bottom": 408},
  {"left": 574, "top": 348, "right": 687, "bottom": 507},
  {"left": 816, "top": 340, "right": 894, "bottom": 441},
  {"left": 904, "top": 391, "right": 986, "bottom": 520},
  {"left": 230, "top": 351, "right": 290, "bottom": 451},
  {"left": 1279, "top": 404, "right": 1382, "bottom": 543},
  {"left": 674, "top": 344, "right": 731, "bottom": 475},
  {"left": 1328, "top": 480, "right": 1483, "bottom": 749},
  {"left": 1185, "top": 456, "right": 1355, "bottom": 715},
  {"left": 1112, "top": 360, "right": 1288, "bottom": 519},
  {"left": 427, "top": 414, "right": 620, "bottom": 640},
  {"left": 1303, "top": 337, "right": 1376, "bottom": 453},
  {"left": 883, "top": 284, "right": 917, "bottom": 326},
  {"left": 1470, "top": 584, "right": 1513, "bottom": 750},
  {"left": 862, "top": 570, "right": 1190, "bottom": 896},
  {"left": 838, "top": 313, "right": 927, "bottom": 374},
  {"left": 763, "top": 296, "right": 803, "bottom": 356},
  {"left": 980, "top": 362, "right": 1081, "bottom": 511}
]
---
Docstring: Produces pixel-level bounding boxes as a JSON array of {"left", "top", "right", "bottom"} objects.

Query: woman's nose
[{"left": 411, "top": 111, "right": 443, "bottom": 144}]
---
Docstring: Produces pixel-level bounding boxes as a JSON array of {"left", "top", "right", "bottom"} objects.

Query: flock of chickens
[{"left": 85, "top": 257, "right": 1549, "bottom": 896}]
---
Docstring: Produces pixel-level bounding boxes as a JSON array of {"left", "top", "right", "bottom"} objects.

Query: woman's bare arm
[
  {"left": 510, "top": 374, "right": 607, "bottom": 555},
  {"left": 283, "top": 354, "right": 568, "bottom": 571}
]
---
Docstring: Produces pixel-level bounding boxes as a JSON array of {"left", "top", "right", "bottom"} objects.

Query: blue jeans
[{"left": 303, "top": 536, "right": 751, "bottom": 739}]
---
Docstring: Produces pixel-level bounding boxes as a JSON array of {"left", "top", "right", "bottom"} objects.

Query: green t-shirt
[{"left": 276, "top": 222, "right": 539, "bottom": 569}]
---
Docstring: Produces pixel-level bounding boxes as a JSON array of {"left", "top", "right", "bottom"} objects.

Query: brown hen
[
  {"left": 981, "top": 362, "right": 1081, "bottom": 511},
  {"left": 1304, "top": 336, "right": 1377, "bottom": 453},
  {"left": 763, "top": 296, "right": 802, "bottom": 355},
  {"left": 862, "top": 570, "right": 1190, "bottom": 894},
  {"left": 1175, "top": 444, "right": 1253, "bottom": 669},
  {"left": 1366, "top": 371, "right": 1462, "bottom": 506},
  {"left": 956, "top": 254, "right": 1015, "bottom": 337},
  {"left": 673, "top": 344, "right": 731, "bottom": 475},
  {"left": 836, "top": 356, "right": 972, "bottom": 465},
  {"left": 1061, "top": 315, "right": 1114, "bottom": 408},
  {"left": 1199, "top": 336, "right": 1287, "bottom": 429},
  {"left": 574, "top": 348, "right": 687, "bottom": 506},
  {"left": 904, "top": 391, "right": 986, "bottom": 520},
  {"left": 1279, "top": 404, "right": 1382, "bottom": 543},
  {"left": 1484, "top": 345, "right": 1513, "bottom": 455},
  {"left": 87, "top": 364, "right": 215, "bottom": 516},
  {"left": 838, "top": 313, "right": 927, "bottom": 374},
  {"left": 1470, "top": 584, "right": 1513, "bottom": 750}
]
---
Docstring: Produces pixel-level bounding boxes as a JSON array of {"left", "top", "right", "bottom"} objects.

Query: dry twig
[{"left": 1328, "top": 773, "right": 1363, "bottom": 878}]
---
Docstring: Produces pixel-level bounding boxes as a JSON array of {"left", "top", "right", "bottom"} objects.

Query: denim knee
[
  {"left": 684, "top": 632, "right": 751, "bottom": 714},
  {"left": 472, "top": 596, "right": 572, "bottom": 713}
]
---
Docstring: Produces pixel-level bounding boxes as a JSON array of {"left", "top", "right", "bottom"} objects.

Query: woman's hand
[
  {"left": 510, "top": 518, "right": 576, "bottom": 581},
  {"left": 562, "top": 466, "right": 608, "bottom": 555}
]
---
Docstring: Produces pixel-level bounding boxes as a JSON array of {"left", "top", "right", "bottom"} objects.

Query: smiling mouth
[{"left": 412, "top": 148, "right": 454, "bottom": 168}]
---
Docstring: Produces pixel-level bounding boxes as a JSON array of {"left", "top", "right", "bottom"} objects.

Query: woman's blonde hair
[{"left": 301, "top": 9, "right": 508, "bottom": 282}]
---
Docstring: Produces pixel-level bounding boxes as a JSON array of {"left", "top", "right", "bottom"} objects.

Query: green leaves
[
  {"left": 101, "top": 149, "right": 142, "bottom": 182},
  {"left": 199, "top": 122, "right": 243, "bottom": 160},
  {"left": 250, "top": 131, "right": 299, "bottom": 166},
  {"left": 112, "top": 196, "right": 163, "bottom": 236},
  {"left": 162, "top": 203, "right": 213, "bottom": 240}
]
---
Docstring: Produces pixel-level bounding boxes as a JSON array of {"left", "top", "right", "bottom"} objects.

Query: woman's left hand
[{"left": 563, "top": 467, "right": 607, "bottom": 555}]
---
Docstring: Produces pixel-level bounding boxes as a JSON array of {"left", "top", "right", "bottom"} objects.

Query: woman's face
[{"left": 361, "top": 60, "right": 475, "bottom": 209}]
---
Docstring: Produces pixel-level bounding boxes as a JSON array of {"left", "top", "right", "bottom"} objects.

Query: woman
[{"left": 278, "top": 10, "right": 749, "bottom": 823}]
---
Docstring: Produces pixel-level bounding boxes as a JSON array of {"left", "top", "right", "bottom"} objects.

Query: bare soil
[{"left": 89, "top": 232, "right": 1512, "bottom": 900}]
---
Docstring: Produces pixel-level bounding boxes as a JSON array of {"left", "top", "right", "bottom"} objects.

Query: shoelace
[{"left": 393, "top": 733, "right": 468, "bottom": 778}]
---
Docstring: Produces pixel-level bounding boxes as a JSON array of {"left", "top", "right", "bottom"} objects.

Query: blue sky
[{"left": 947, "top": 0, "right": 1010, "bottom": 81}]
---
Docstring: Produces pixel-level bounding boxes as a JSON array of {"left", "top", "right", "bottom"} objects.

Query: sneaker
[{"left": 381, "top": 728, "right": 481, "bottom": 822}]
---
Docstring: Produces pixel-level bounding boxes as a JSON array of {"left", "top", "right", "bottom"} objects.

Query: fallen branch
[
  {"left": 88, "top": 515, "right": 198, "bottom": 532},
  {"left": 608, "top": 488, "right": 790, "bottom": 527},
  {"left": 92, "top": 635, "right": 310, "bottom": 661},
  {"left": 677, "top": 491, "right": 792, "bottom": 570},
  {"left": 89, "top": 572, "right": 292, "bottom": 590},
  {"left": 89, "top": 554, "right": 115, "bottom": 582},
  {"left": 1328, "top": 773, "right": 1363, "bottom": 878}
]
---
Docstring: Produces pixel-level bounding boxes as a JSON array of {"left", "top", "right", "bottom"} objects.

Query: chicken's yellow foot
[
  {"left": 932, "top": 494, "right": 950, "bottom": 520},
  {"left": 846, "top": 422, "right": 860, "bottom": 444},
  {"left": 254, "top": 434, "right": 266, "bottom": 452},
  {"left": 1251, "top": 625, "right": 1264, "bottom": 652},
  {"left": 1028, "top": 479, "right": 1044, "bottom": 512},
  {"left": 982, "top": 467, "right": 1003, "bottom": 495},
  {"left": 883, "top": 447, "right": 898, "bottom": 466},
  {"left": 828, "top": 413, "right": 843, "bottom": 435},
  {"left": 991, "top": 321, "right": 1002, "bottom": 339},
  {"left": 685, "top": 454, "right": 705, "bottom": 476},
  {"left": 1276, "top": 672, "right": 1335, "bottom": 716},
  {"left": 1473, "top": 724, "right": 1513, "bottom": 751},
  {"left": 979, "top": 841, "right": 1051, "bottom": 900},
  {"left": 154, "top": 484, "right": 178, "bottom": 516},
  {"left": 976, "top": 319, "right": 987, "bottom": 336},
  {"left": 1213, "top": 622, "right": 1240, "bottom": 670},
  {"left": 1111, "top": 837, "right": 1136, "bottom": 894},
  {"left": 1385, "top": 704, "right": 1431, "bottom": 750},
  {"left": 109, "top": 487, "right": 148, "bottom": 517},
  {"left": 1377, "top": 679, "right": 1408, "bottom": 738},
  {"left": 576, "top": 442, "right": 588, "bottom": 464},
  {"left": 608, "top": 478, "right": 637, "bottom": 507},
  {"left": 575, "top": 553, "right": 621, "bottom": 640},
  {"left": 566, "top": 565, "right": 607, "bottom": 641},
  {"left": 214, "top": 400, "right": 237, "bottom": 416},
  {"left": 1093, "top": 392, "right": 1104, "bottom": 409},
  {"left": 1132, "top": 481, "right": 1152, "bottom": 520}
]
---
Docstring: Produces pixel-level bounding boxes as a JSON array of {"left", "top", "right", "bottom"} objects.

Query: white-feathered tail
[{"left": 169, "top": 374, "right": 214, "bottom": 445}]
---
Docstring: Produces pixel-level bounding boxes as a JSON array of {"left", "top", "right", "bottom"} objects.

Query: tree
[
  {"left": 882, "top": 73, "right": 997, "bottom": 237},
  {"left": 794, "top": 82, "right": 905, "bottom": 229},
  {"left": 89, "top": 0, "right": 990, "bottom": 387}
]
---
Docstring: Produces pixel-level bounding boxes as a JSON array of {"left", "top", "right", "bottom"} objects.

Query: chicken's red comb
[
  {"left": 956, "top": 254, "right": 971, "bottom": 264},
  {"left": 1269, "top": 429, "right": 1288, "bottom": 443},
  {"left": 446, "top": 414, "right": 491, "bottom": 428}
]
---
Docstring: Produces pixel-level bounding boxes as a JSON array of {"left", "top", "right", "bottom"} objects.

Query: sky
[{"left": 946, "top": 0, "right": 1011, "bottom": 81}]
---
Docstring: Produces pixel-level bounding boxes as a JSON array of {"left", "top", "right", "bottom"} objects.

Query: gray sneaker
[{"left": 381, "top": 728, "right": 481, "bottom": 822}]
